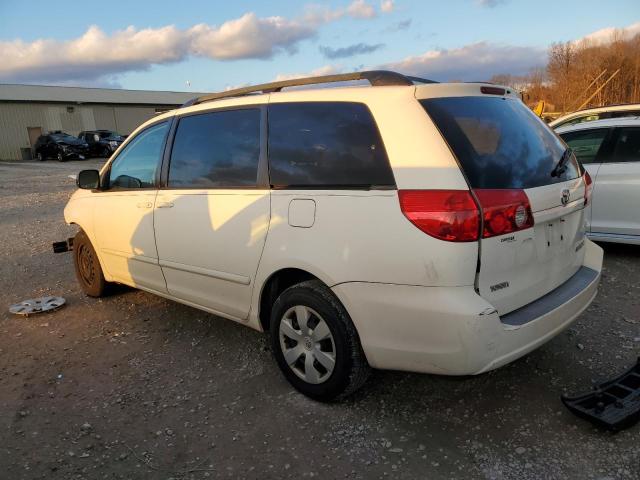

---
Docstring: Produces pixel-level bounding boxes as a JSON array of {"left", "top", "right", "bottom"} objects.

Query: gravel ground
[{"left": 0, "top": 159, "right": 639, "bottom": 480}]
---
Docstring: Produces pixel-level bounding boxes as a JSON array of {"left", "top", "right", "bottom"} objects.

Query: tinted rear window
[
  {"left": 610, "top": 127, "right": 640, "bottom": 163},
  {"left": 421, "top": 97, "right": 580, "bottom": 189},
  {"left": 268, "top": 102, "right": 394, "bottom": 188}
]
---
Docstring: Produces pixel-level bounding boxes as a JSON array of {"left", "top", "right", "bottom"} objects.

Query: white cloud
[
  {"left": 0, "top": 4, "right": 387, "bottom": 85},
  {"left": 381, "top": 0, "right": 395, "bottom": 13},
  {"left": 382, "top": 42, "right": 546, "bottom": 81},
  {"left": 347, "top": 0, "right": 377, "bottom": 19},
  {"left": 573, "top": 21, "right": 640, "bottom": 46},
  {"left": 188, "top": 13, "right": 315, "bottom": 60},
  {"left": 0, "top": 25, "right": 189, "bottom": 83},
  {"left": 274, "top": 65, "right": 343, "bottom": 82}
]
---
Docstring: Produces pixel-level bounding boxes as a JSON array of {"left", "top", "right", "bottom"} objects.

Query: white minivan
[{"left": 62, "top": 71, "right": 603, "bottom": 400}]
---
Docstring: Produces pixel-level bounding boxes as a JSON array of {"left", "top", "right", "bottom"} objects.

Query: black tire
[
  {"left": 56, "top": 152, "right": 65, "bottom": 162},
  {"left": 269, "top": 280, "right": 370, "bottom": 401},
  {"left": 73, "top": 230, "right": 108, "bottom": 297},
  {"left": 36, "top": 151, "right": 44, "bottom": 161}
]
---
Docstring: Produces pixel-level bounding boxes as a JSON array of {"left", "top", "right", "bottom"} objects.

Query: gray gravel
[{"left": 0, "top": 160, "right": 639, "bottom": 479}]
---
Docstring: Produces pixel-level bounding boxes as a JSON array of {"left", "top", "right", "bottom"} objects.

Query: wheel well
[{"left": 259, "top": 268, "right": 318, "bottom": 332}]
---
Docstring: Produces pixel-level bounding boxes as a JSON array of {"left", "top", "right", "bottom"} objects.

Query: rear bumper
[{"left": 332, "top": 239, "right": 603, "bottom": 375}]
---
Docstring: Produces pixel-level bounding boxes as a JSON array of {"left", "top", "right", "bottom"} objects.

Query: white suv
[
  {"left": 556, "top": 117, "right": 640, "bottom": 244},
  {"left": 63, "top": 71, "right": 603, "bottom": 400}
]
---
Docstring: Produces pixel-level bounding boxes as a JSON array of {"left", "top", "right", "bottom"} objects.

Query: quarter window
[
  {"left": 268, "top": 102, "right": 394, "bottom": 188},
  {"left": 168, "top": 109, "right": 261, "bottom": 188},
  {"left": 108, "top": 122, "right": 168, "bottom": 189},
  {"left": 609, "top": 127, "right": 640, "bottom": 163},
  {"left": 560, "top": 128, "right": 609, "bottom": 164}
]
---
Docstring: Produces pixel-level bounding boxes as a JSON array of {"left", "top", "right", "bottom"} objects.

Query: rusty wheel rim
[{"left": 77, "top": 243, "right": 95, "bottom": 286}]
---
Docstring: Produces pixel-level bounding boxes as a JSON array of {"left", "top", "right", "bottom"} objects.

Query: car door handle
[
  {"left": 156, "top": 202, "right": 174, "bottom": 208},
  {"left": 136, "top": 201, "right": 153, "bottom": 209}
]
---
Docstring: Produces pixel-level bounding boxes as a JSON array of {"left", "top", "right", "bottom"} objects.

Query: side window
[
  {"left": 268, "top": 102, "right": 394, "bottom": 187},
  {"left": 108, "top": 122, "right": 168, "bottom": 189},
  {"left": 609, "top": 127, "right": 640, "bottom": 163},
  {"left": 168, "top": 109, "right": 260, "bottom": 188},
  {"left": 560, "top": 128, "right": 609, "bottom": 164}
]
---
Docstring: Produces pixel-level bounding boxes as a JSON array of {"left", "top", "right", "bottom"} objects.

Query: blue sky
[{"left": 0, "top": 0, "right": 638, "bottom": 92}]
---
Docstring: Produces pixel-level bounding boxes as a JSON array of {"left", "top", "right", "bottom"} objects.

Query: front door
[
  {"left": 154, "top": 107, "right": 270, "bottom": 320},
  {"left": 92, "top": 121, "right": 170, "bottom": 292}
]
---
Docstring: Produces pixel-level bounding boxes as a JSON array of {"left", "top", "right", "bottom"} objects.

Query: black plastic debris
[
  {"left": 52, "top": 237, "right": 74, "bottom": 253},
  {"left": 562, "top": 358, "right": 640, "bottom": 432}
]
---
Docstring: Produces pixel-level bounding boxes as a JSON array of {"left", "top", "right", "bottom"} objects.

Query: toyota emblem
[{"left": 561, "top": 189, "right": 570, "bottom": 206}]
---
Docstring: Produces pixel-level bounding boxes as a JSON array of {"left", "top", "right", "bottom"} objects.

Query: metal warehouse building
[{"left": 0, "top": 84, "right": 206, "bottom": 160}]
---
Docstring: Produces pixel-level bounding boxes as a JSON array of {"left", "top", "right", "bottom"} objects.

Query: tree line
[{"left": 490, "top": 31, "right": 640, "bottom": 115}]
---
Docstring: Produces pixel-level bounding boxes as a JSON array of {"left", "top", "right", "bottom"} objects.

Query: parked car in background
[
  {"left": 34, "top": 132, "right": 89, "bottom": 161},
  {"left": 62, "top": 71, "right": 602, "bottom": 400},
  {"left": 78, "top": 130, "right": 126, "bottom": 157},
  {"left": 557, "top": 117, "right": 640, "bottom": 245},
  {"left": 549, "top": 103, "right": 640, "bottom": 129}
]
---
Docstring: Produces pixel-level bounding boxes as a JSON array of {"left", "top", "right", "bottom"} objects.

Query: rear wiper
[{"left": 551, "top": 147, "right": 572, "bottom": 178}]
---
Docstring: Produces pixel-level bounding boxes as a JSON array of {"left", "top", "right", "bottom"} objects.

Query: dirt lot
[{"left": 0, "top": 159, "right": 639, "bottom": 480}]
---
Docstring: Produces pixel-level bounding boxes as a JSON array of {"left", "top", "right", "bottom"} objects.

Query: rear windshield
[{"left": 421, "top": 97, "right": 581, "bottom": 189}]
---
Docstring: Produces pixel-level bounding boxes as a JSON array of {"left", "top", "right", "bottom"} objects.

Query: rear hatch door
[{"left": 421, "top": 94, "right": 586, "bottom": 315}]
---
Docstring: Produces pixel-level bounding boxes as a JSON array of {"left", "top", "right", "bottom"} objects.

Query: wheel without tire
[
  {"left": 73, "top": 230, "right": 108, "bottom": 297},
  {"left": 270, "top": 280, "right": 370, "bottom": 401}
]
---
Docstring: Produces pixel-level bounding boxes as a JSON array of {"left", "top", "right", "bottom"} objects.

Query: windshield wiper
[{"left": 551, "top": 147, "right": 573, "bottom": 178}]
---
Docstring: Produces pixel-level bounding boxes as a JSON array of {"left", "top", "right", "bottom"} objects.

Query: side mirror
[{"left": 77, "top": 169, "right": 100, "bottom": 190}]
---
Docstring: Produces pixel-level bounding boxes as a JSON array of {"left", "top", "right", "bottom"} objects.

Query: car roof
[
  {"left": 549, "top": 103, "right": 640, "bottom": 127},
  {"left": 555, "top": 116, "right": 640, "bottom": 133}
]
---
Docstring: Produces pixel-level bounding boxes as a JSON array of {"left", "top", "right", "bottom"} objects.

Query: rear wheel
[
  {"left": 269, "top": 280, "right": 370, "bottom": 401},
  {"left": 73, "top": 230, "right": 108, "bottom": 297},
  {"left": 36, "top": 151, "right": 44, "bottom": 161}
]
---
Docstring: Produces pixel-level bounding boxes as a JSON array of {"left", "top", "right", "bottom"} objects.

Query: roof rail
[{"left": 181, "top": 70, "right": 437, "bottom": 107}]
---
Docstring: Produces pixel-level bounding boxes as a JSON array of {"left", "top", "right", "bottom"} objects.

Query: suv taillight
[
  {"left": 399, "top": 189, "right": 534, "bottom": 242},
  {"left": 398, "top": 190, "right": 480, "bottom": 242},
  {"left": 474, "top": 189, "right": 534, "bottom": 238},
  {"left": 584, "top": 171, "right": 593, "bottom": 206}
]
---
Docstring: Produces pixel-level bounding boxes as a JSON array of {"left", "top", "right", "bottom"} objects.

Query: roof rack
[{"left": 182, "top": 70, "right": 437, "bottom": 107}]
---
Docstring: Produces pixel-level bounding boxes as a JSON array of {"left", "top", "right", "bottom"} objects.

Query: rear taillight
[
  {"left": 399, "top": 189, "right": 534, "bottom": 242},
  {"left": 474, "top": 189, "right": 534, "bottom": 238},
  {"left": 584, "top": 171, "right": 593, "bottom": 206},
  {"left": 398, "top": 190, "right": 479, "bottom": 242}
]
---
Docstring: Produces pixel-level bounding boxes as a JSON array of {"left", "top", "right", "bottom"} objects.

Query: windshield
[{"left": 421, "top": 97, "right": 581, "bottom": 189}]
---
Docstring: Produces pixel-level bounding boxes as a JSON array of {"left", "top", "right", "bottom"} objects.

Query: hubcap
[{"left": 279, "top": 305, "right": 336, "bottom": 385}]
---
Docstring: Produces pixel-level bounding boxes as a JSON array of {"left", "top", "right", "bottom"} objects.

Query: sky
[{"left": 0, "top": 0, "right": 638, "bottom": 92}]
